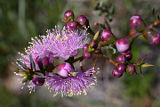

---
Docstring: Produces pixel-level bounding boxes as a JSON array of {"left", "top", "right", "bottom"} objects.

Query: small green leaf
[
  {"left": 14, "top": 63, "right": 24, "bottom": 70},
  {"left": 88, "top": 46, "right": 93, "bottom": 52},
  {"left": 29, "top": 55, "right": 35, "bottom": 71},
  {"left": 70, "top": 72, "right": 78, "bottom": 76},
  {"left": 52, "top": 69, "right": 58, "bottom": 74},
  {"left": 18, "top": 70, "right": 26, "bottom": 75},
  {"left": 34, "top": 37, "right": 41, "bottom": 45},
  {"left": 16, "top": 60, "right": 27, "bottom": 70},
  {"left": 141, "top": 63, "right": 154, "bottom": 68},
  {"left": 106, "top": 46, "right": 116, "bottom": 54},
  {"left": 93, "top": 31, "right": 100, "bottom": 40},
  {"left": 34, "top": 72, "right": 44, "bottom": 77}
]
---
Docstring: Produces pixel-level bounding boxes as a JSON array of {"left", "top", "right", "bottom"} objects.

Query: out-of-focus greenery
[
  {"left": 0, "top": 84, "right": 62, "bottom": 107},
  {"left": 0, "top": 0, "right": 65, "bottom": 78},
  {"left": 0, "top": 0, "right": 67, "bottom": 107},
  {"left": 119, "top": 0, "right": 159, "bottom": 106}
]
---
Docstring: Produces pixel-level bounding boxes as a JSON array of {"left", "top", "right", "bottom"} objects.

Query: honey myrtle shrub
[{"left": 15, "top": 10, "right": 159, "bottom": 96}]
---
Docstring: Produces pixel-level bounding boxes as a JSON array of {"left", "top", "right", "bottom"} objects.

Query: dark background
[{"left": 0, "top": 0, "right": 160, "bottom": 107}]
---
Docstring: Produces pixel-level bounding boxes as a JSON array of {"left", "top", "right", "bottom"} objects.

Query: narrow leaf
[
  {"left": 34, "top": 72, "right": 44, "bottom": 77},
  {"left": 30, "top": 55, "right": 35, "bottom": 71},
  {"left": 106, "top": 46, "right": 116, "bottom": 54},
  {"left": 14, "top": 63, "right": 24, "bottom": 70},
  {"left": 141, "top": 63, "right": 154, "bottom": 68},
  {"left": 17, "top": 60, "right": 27, "bottom": 70},
  {"left": 93, "top": 31, "right": 100, "bottom": 40}
]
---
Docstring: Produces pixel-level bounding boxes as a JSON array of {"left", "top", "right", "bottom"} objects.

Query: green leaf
[
  {"left": 34, "top": 72, "right": 44, "bottom": 77},
  {"left": 88, "top": 46, "right": 94, "bottom": 52},
  {"left": 33, "top": 37, "right": 41, "bottom": 45},
  {"left": 93, "top": 31, "right": 100, "bottom": 40},
  {"left": 29, "top": 55, "right": 35, "bottom": 71},
  {"left": 53, "top": 69, "right": 58, "bottom": 74},
  {"left": 16, "top": 60, "right": 27, "bottom": 70},
  {"left": 141, "top": 63, "right": 154, "bottom": 68},
  {"left": 14, "top": 63, "right": 24, "bottom": 70},
  {"left": 69, "top": 71, "right": 78, "bottom": 76},
  {"left": 106, "top": 46, "right": 116, "bottom": 54},
  {"left": 18, "top": 70, "right": 27, "bottom": 77}
]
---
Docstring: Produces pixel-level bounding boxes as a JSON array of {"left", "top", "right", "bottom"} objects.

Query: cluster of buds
[
  {"left": 129, "top": 15, "right": 160, "bottom": 45},
  {"left": 108, "top": 14, "right": 159, "bottom": 78},
  {"left": 63, "top": 11, "right": 158, "bottom": 79},
  {"left": 64, "top": 10, "right": 89, "bottom": 31},
  {"left": 113, "top": 38, "right": 133, "bottom": 78},
  {"left": 15, "top": 9, "right": 159, "bottom": 96}
]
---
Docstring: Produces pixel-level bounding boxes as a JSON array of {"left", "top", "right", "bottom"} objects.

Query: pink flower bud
[
  {"left": 101, "top": 29, "right": 112, "bottom": 41},
  {"left": 83, "top": 44, "right": 89, "bottom": 52},
  {"left": 64, "top": 10, "right": 74, "bottom": 18},
  {"left": 112, "top": 68, "right": 123, "bottom": 78},
  {"left": 129, "top": 15, "right": 145, "bottom": 32},
  {"left": 89, "top": 41, "right": 98, "bottom": 49},
  {"left": 116, "top": 38, "right": 130, "bottom": 53},
  {"left": 66, "top": 21, "right": 78, "bottom": 30},
  {"left": 129, "top": 15, "right": 142, "bottom": 28},
  {"left": 116, "top": 64, "right": 126, "bottom": 73},
  {"left": 83, "top": 51, "right": 91, "bottom": 59},
  {"left": 77, "top": 15, "right": 88, "bottom": 25},
  {"left": 116, "top": 55, "right": 126, "bottom": 63},
  {"left": 126, "top": 64, "right": 135, "bottom": 74},
  {"left": 57, "top": 62, "right": 73, "bottom": 77},
  {"left": 36, "top": 56, "right": 49, "bottom": 67},
  {"left": 151, "top": 33, "right": 160, "bottom": 45},
  {"left": 32, "top": 77, "right": 45, "bottom": 86}
]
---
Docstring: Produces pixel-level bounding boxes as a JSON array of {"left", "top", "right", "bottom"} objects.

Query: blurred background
[{"left": 0, "top": 0, "right": 160, "bottom": 107}]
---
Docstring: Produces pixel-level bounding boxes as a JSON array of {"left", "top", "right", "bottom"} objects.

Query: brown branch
[
  {"left": 72, "top": 56, "right": 83, "bottom": 63},
  {"left": 101, "top": 53, "right": 118, "bottom": 66},
  {"left": 93, "top": 54, "right": 98, "bottom": 68},
  {"left": 148, "top": 20, "right": 160, "bottom": 30},
  {"left": 99, "top": 41, "right": 109, "bottom": 47}
]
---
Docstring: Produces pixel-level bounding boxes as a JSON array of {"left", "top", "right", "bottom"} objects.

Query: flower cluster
[
  {"left": 16, "top": 22, "right": 98, "bottom": 96},
  {"left": 46, "top": 68, "right": 97, "bottom": 96},
  {"left": 15, "top": 9, "right": 159, "bottom": 97},
  {"left": 18, "top": 26, "right": 88, "bottom": 70}
]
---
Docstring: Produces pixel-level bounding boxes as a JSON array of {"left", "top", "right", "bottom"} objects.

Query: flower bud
[
  {"left": 77, "top": 15, "right": 88, "bottom": 26},
  {"left": 64, "top": 10, "right": 74, "bottom": 18},
  {"left": 89, "top": 41, "right": 98, "bottom": 49},
  {"left": 129, "top": 15, "right": 145, "bottom": 32},
  {"left": 143, "top": 30, "right": 153, "bottom": 39},
  {"left": 125, "top": 52, "right": 132, "bottom": 60},
  {"left": 116, "top": 38, "right": 130, "bottom": 53},
  {"left": 36, "top": 56, "right": 49, "bottom": 67},
  {"left": 126, "top": 64, "right": 135, "bottom": 74},
  {"left": 32, "top": 77, "right": 45, "bottom": 86},
  {"left": 122, "top": 50, "right": 132, "bottom": 60},
  {"left": 116, "top": 64, "right": 126, "bottom": 73},
  {"left": 83, "top": 44, "right": 89, "bottom": 52},
  {"left": 83, "top": 51, "right": 91, "bottom": 59},
  {"left": 66, "top": 21, "right": 78, "bottom": 30},
  {"left": 150, "top": 33, "right": 160, "bottom": 45},
  {"left": 112, "top": 68, "right": 123, "bottom": 78},
  {"left": 101, "top": 29, "right": 112, "bottom": 41},
  {"left": 57, "top": 62, "right": 73, "bottom": 77},
  {"left": 143, "top": 31, "right": 160, "bottom": 45},
  {"left": 46, "top": 52, "right": 54, "bottom": 63},
  {"left": 129, "top": 29, "right": 138, "bottom": 38},
  {"left": 116, "top": 55, "right": 126, "bottom": 63}
]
